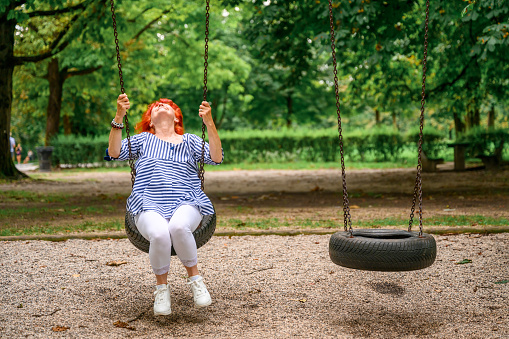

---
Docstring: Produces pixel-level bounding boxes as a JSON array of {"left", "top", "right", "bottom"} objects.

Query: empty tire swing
[{"left": 326, "top": 0, "right": 436, "bottom": 272}]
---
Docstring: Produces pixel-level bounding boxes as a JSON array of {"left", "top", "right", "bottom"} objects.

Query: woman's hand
[
  {"left": 198, "top": 101, "right": 214, "bottom": 126},
  {"left": 116, "top": 94, "right": 130, "bottom": 118}
]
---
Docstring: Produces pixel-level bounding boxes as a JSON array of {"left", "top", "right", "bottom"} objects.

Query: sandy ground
[
  {"left": 0, "top": 233, "right": 507, "bottom": 338},
  {"left": 1, "top": 167, "right": 508, "bottom": 337}
]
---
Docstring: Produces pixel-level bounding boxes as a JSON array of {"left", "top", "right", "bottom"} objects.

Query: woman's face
[{"left": 150, "top": 102, "right": 177, "bottom": 127}]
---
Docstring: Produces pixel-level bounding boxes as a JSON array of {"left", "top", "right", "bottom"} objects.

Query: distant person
[
  {"left": 9, "top": 133, "right": 15, "bottom": 161},
  {"left": 24, "top": 150, "right": 33, "bottom": 164},
  {"left": 15, "top": 143, "right": 22, "bottom": 165}
]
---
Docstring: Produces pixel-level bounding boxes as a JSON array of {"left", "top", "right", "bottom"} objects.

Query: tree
[
  {"left": 0, "top": 0, "right": 105, "bottom": 178},
  {"left": 223, "top": 0, "right": 508, "bottom": 134}
]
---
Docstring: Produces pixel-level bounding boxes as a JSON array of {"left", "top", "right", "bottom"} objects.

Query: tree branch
[
  {"left": 131, "top": 9, "right": 172, "bottom": 41},
  {"left": 127, "top": 6, "right": 156, "bottom": 23},
  {"left": 25, "top": 0, "right": 89, "bottom": 17},
  {"left": 12, "top": 14, "right": 80, "bottom": 65},
  {"left": 65, "top": 65, "right": 103, "bottom": 79},
  {"left": 428, "top": 56, "right": 474, "bottom": 94}
]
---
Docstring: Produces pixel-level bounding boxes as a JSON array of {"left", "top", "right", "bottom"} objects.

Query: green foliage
[
  {"left": 50, "top": 127, "right": 415, "bottom": 167},
  {"left": 457, "top": 127, "right": 508, "bottom": 158},
  {"left": 406, "top": 126, "right": 448, "bottom": 159},
  {"left": 5, "top": 0, "right": 509, "bottom": 173},
  {"left": 51, "top": 134, "right": 110, "bottom": 166}
]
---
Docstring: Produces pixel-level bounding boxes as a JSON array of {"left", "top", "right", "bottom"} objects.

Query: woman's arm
[
  {"left": 108, "top": 94, "right": 130, "bottom": 158},
  {"left": 199, "top": 101, "right": 222, "bottom": 163}
]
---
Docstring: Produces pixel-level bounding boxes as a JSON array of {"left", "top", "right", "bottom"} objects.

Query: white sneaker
[
  {"left": 187, "top": 276, "right": 212, "bottom": 308},
  {"left": 153, "top": 284, "right": 171, "bottom": 316}
]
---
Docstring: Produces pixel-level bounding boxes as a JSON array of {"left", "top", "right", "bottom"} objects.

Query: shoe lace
[
  {"left": 154, "top": 288, "right": 167, "bottom": 304},
  {"left": 189, "top": 280, "right": 206, "bottom": 297}
]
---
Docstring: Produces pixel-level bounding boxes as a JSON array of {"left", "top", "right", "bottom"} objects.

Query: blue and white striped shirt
[{"left": 105, "top": 132, "right": 223, "bottom": 218}]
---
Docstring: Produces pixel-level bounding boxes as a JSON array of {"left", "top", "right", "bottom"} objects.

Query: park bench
[
  {"left": 476, "top": 141, "right": 504, "bottom": 170},
  {"left": 421, "top": 151, "right": 444, "bottom": 172}
]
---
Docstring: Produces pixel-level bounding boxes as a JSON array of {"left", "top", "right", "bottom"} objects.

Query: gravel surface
[{"left": 1, "top": 233, "right": 508, "bottom": 338}]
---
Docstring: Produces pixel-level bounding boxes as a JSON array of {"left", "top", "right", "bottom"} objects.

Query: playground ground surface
[{"left": 0, "top": 167, "right": 508, "bottom": 337}]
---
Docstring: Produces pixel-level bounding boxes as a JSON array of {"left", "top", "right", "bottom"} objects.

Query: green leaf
[
  {"left": 461, "top": 2, "right": 476, "bottom": 18},
  {"left": 494, "top": 280, "right": 509, "bottom": 284},
  {"left": 455, "top": 259, "right": 472, "bottom": 265}
]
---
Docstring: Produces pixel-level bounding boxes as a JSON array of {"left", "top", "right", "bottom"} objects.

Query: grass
[
  {"left": 27, "top": 161, "right": 417, "bottom": 176},
  {"left": 222, "top": 215, "right": 509, "bottom": 230},
  {"left": 0, "top": 215, "right": 506, "bottom": 237},
  {"left": 0, "top": 220, "right": 124, "bottom": 237},
  {"left": 0, "top": 190, "right": 72, "bottom": 203}
]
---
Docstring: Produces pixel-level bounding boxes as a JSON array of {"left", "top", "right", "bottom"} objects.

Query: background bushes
[{"left": 49, "top": 127, "right": 508, "bottom": 167}]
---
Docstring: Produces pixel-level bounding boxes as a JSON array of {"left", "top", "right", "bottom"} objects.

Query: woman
[
  {"left": 15, "top": 144, "right": 22, "bottom": 165},
  {"left": 106, "top": 94, "right": 223, "bottom": 316}
]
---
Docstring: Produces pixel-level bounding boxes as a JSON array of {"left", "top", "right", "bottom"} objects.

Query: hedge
[{"left": 50, "top": 127, "right": 505, "bottom": 167}]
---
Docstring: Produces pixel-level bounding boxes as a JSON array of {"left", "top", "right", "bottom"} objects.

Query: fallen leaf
[
  {"left": 455, "top": 259, "right": 472, "bottom": 265},
  {"left": 113, "top": 321, "right": 136, "bottom": 331},
  {"left": 106, "top": 261, "right": 128, "bottom": 266},
  {"left": 52, "top": 326, "right": 70, "bottom": 332},
  {"left": 72, "top": 274, "right": 80, "bottom": 278},
  {"left": 350, "top": 205, "right": 360, "bottom": 209},
  {"left": 289, "top": 298, "right": 307, "bottom": 303}
]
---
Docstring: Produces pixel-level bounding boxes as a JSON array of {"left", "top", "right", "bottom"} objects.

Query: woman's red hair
[{"left": 135, "top": 98, "right": 184, "bottom": 135}]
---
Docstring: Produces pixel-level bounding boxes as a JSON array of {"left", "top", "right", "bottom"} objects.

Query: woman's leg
[
  {"left": 135, "top": 211, "right": 173, "bottom": 315},
  {"left": 168, "top": 205, "right": 212, "bottom": 307},
  {"left": 135, "top": 211, "right": 173, "bottom": 280},
  {"left": 168, "top": 205, "right": 202, "bottom": 270}
]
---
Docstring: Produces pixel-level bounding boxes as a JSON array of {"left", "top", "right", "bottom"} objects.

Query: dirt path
[{"left": 1, "top": 168, "right": 508, "bottom": 234}]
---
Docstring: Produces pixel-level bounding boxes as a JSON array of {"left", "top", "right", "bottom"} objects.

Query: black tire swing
[
  {"left": 326, "top": 0, "right": 437, "bottom": 272},
  {"left": 109, "top": 0, "right": 216, "bottom": 254}
]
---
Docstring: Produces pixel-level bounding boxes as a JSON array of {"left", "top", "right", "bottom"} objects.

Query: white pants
[{"left": 134, "top": 205, "right": 202, "bottom": 275}]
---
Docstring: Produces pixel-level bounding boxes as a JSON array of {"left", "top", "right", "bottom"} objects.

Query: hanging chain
[
  {"left": 110, "top": 0, "right": 136, "bottom": 189},
  {"left": 198, "top": 0, "right": 210, "bottom": 191},
  {"left": 328, "top": 0, "right": 352, "bottom": 235},
  {"left": 409, "top": 0, "right": 430, "bottom": 236}
]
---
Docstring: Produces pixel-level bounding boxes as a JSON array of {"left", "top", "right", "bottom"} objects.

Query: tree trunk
[
  {"left": 392, "top": 111, "right": 397, "bottom": 128},
  {"left": 453, "top": 111, "right": 465, "bottom": 138},
  {"left": 473, "top": 107, "right": 480, "bottom": 127},
  {"left": 63, "top": 114, "right": 72, "bottom": 135},
  {"left": 0, "top": 16, "right": 26, "bottom": 179},
  {"left": 286, "top": 95, "right": 293, "bottom": 128},
  {"left": 375, "top": 109, "right": 380, "bottom": 125},
  {"left": 487, "top": 106, "right": 495, "bottom": 128},
  {"left": 45, "top": 58, "right": 65, "bottom": 145}
]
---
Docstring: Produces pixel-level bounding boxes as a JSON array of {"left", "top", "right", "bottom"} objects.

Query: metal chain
[
  {"left": 198, "top": 0, "right": 210, "bottom": 192},
  {"left": 110, "top": 0, "right": 136, "bottom": 189},
  {"left": 327, "top": 0, "right": 352, "bottom": 235},
  {"left": 408, "top": 0, "right": 430, "bottom": 236}
]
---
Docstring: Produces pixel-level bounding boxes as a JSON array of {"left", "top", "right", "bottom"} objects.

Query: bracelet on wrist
[{"left": 111, "top": 119, "right": 124, "bottom": 129}]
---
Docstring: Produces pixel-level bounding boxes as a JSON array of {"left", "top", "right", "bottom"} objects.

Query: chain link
[
  {"left": 198, "top": 0, "right": 210, "bottom": 192},
  {"left": 409, "top": 0, "right": 430, "bottom": 236},
  {"left": 110, "top": 0, "right": 136, "bottom": 189},
  {"left": 327, "top": 0, "right": 352, "bottom": 235}
]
